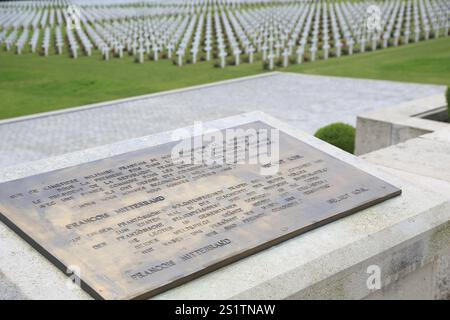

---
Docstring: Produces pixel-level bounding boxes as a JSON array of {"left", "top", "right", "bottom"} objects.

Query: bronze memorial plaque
[{"left": 0, "top": 121, "right": 401, "bottom": 299}]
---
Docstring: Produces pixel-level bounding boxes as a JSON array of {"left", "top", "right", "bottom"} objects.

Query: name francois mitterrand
[{"left": 130, "top": 238, "right": 231, "bottom": 280}]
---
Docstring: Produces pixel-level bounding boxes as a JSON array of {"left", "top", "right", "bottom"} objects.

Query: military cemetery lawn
[
  {"left": 0, "top": 37, "right": 448, "bottom": 120},
  {"left": 0, "top": 52, "right": 263, "bottom": 120},
  {"left": 289, "top": 37, "right": 450, "bottom": 85}
]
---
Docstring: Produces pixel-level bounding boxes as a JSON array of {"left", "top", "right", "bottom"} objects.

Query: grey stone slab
[
  {"left": 355, "top": 118, "right": 394, "bottom": 155},
  {"left": 362, "top": 129, "right": 450, "bottom": 184},
  {"left": 0, "top": 118, "right": 400, "bottom": 300},
  {"left": 0, "top": 72, "right": 444, "bottom": 168},
  {"left": 1, "top": 112, "right": 449, "bottom": 300},
  {"left": 355, "top": 94, "right": 448, "bottom": 155},
  {"left": 0, "top": 271, "right": 27, "bottom": 300},
  {"left": 421, "top": 129, "right": 450, "bottom": 144}
]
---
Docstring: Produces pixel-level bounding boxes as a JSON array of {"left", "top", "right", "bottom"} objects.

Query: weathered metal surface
[{"left": 0, "top": 121, "right": 401, "bottom": 299}]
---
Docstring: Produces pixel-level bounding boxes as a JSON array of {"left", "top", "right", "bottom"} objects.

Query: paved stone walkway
[{"left": 0, "top": 72, "right": 445, "bottom": 167}]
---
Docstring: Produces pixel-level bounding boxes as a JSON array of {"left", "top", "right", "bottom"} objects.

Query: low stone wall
[
  {"left": 355, "top": 94, "right": 448, "bottom": 155},
  {"left": 360, "top": 129, "right": 450, "bottom": 299},
  {"left": 354, "top": 92, "right": 450, "bottom": 299},
  {"left": 1, "top": 112, "right": 449, "bottom": 300}
]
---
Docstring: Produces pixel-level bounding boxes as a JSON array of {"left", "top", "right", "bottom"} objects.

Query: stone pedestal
[{"left": 1, "top": 112, "right": 449, "bottom": 299}]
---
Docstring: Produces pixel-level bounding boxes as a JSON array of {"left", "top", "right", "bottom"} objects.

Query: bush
[
  {"left": 275, "top": 58, "right": 283, "bottom": 67},
  {"left": 314, "top": 122, "right": 356, "bottom": 154},
  {"left": 447, "top": 87, "right": 450, "bottom": 119},
  {"left": 226, "top": 57, "right": 235, "bottom": 66},
  {"left": 303, "top": 53, "right": 310, "bottom": 62}
]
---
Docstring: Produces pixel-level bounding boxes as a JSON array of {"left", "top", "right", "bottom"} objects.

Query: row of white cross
[{"left": 0, "top": 0, "right": 448, "bottom": 69}]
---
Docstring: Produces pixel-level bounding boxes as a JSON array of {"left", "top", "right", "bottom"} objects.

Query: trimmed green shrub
[{"left": 314, "top": 122, "right": 356, "bottom": 154}]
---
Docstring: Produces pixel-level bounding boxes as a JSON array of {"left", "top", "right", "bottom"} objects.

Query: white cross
[
  {"left": 219, "top": 50, "right": 227, "bottom": 68},
  {"left": 309, "top": 46, "right": 317, "bottom": 62},
  {"left": 204, "top": 45, "right": 212, "bottom": 61},
  {"left": 167, "top": 43, "right": 174, "bottom": 59},
  {"left": 71, "top": 46, "right": 77, "bottom": 59},
  {"left": 103, "top": 46, "right": 110, "bottom": 61},
  {"left": 153, "top": 45, "right": 160, "bottom": 61},
  {"left": 176, "top": 48, "right": 184, "bottom": 66},
  {"left": 248, "top": 46, "right": 255, "bottom": 63},
  {"left": 137, "top": 46, "right": 145, "bottom": 64},
  {"left": 190, "top": 46, "right": 199, "bottom": 63},
  {"left": 296, "top": 46, "right": 304, "bottom": 64},
  {"left": 261, "top": 43, "right": 268, "bottom": 61},
  {"left": 347, "top": 39, "right": 354, "bottom": 55},
  {"left": 268, "top": 51, "right": 275, "bottom": 70},
  {"left": 274, "top": 42, "right": 282, "bottom": 58},
  {"left": 335, "top": 41, "right": 342, "bottom": 57},
  {"left": 233, "top": 48, "right": 241, "bottom": 66},
  {"left": 282, "top": 48, "right": 289, "bottom": 67},
  {"left": 322, "top": 43, "right": 330, "bottom": 59},
  {"left": 360, "top": 37, "right": 366, "bottom": 52},
  {"left": 117, "top": 44, "right": 124, "bottom": 58}
]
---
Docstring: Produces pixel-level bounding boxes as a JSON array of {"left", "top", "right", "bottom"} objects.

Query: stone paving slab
[
  {"left": 362, "top": 129, "right": 450, "bottom": 186},
  {"left": 0, "top": 72, "right": 445, "bottom": 167}
]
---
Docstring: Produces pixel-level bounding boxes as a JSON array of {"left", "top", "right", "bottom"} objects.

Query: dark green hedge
[{"left": 314, "top": 122, "right": 356, "bottom": 154}]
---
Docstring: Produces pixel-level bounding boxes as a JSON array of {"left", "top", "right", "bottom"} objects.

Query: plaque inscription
[{"left": 0, "top": 121, "right": 401, "bottom": 299}]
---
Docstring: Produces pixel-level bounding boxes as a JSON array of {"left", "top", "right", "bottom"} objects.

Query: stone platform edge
[
  {"left": 355, "top": 94, "right": 447, "bottom": 155},
  {"left": 0, "top": 112, "right": 449, "bottom": 300}
]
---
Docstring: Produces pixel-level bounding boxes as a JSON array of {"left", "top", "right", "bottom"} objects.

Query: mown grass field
[
  {"left": 0, "top": 37, "right": 448, "bottom": 120},
  {"left": 289, "top": 37, "right": 450, "bottom": 85}
]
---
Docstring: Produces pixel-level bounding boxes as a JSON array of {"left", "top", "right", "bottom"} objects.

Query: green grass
[
  {"left": 285, "top": 37, "right": 450, "bottom": 86},
  {"left": 0, "top": 37, "right": 449, "bottom": 120},
  {"left": 0, "top": 51, "right": 264, "bottom": 119}
]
